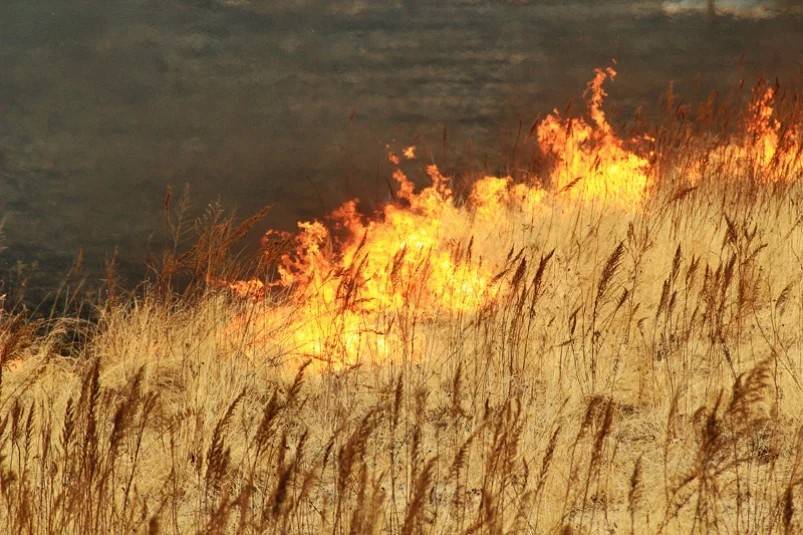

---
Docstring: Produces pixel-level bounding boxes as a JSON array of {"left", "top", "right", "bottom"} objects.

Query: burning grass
[{"left": 0, "top": 69, "right": 802, "bottom": 533}]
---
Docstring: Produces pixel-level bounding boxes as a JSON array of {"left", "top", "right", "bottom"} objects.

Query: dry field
[{"left": 0, "top": 71, "right": 802, "bottom": 533}]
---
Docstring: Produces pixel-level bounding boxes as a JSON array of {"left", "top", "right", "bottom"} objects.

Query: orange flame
[
  {"left": 536, "top": 67, "right": 652, "bottom": 206},
  {"left": 691, "top": 85, "right": 802, "bottom": 183},
  {"left": 223, "top": 68, "right": 800, "bottom": 369},
  {"left": 240, "top": 165, "right": 545, "bottom": 368},
  {"left": 742, "top": 86, "right": 801, "bottom": 176}
]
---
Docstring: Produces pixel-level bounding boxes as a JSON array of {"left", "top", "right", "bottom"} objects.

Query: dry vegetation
[{"left": 1, "top": 76, "right": 802, "bottom": 534}]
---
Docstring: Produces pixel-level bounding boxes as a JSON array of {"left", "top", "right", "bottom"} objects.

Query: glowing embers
[{"left": 537, "top": 67, "right": 653, "bottom": 207}]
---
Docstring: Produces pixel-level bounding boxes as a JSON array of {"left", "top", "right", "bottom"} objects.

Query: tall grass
[{"left": 0, "top": 84, "right": 802, "bottom": 533}]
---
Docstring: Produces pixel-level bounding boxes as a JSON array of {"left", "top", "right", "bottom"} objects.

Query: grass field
[{"left": 0, "top": 71, "right": 802, "bottom": 533}]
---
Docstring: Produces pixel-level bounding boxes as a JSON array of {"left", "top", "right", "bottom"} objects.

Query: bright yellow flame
[
  {"left": 692, "top": 86, "right": 802, "bottom": 183},
  {"left": 536, "top": 67, "right": 652, "bottom": 207},
  {"left": 222, "top": 68, "right": 801, "bottom": 370}
]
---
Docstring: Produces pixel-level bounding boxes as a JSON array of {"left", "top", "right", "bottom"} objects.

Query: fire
[
  {"left": 536, "top": 67, "right": 652, "bottom": 206},
  {"left": 692, "top": 85, "right": 802, "bottom": 184},
  {"left": 246, "top": 167, "right": 526, "bottom": 368},
  {"left": 231, "top": 163, "right": 555, "bottom": 368},
  {"left": 740, "top": 86, "right": 801, "bottom": 178},
  {"left": 281, "top": 167, "right": 490, "bottom": 315},
  {"left": 224, "top": 68, "right": 800, "bottom": 369}
]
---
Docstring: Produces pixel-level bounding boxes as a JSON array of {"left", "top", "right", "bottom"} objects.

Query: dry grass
[{"left": 1, "top": 86, "right": 803, "bottom": 534}]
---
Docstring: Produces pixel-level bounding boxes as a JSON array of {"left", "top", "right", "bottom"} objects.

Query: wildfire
[
  {"left": 691, "top": 84, "right": 802, "bottom": 184},
  {"left": 224, "top": 68, "right": 800, "bottom": 369},
  {"left": 246, "top": 166, "right": 535, "bottom": 368},
  {"left": 536, "top": 67, "right": 653, "bottom": 206}
]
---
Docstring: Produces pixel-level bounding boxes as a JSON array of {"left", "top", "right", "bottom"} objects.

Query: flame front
[{"left": 225, "top": 68, "right": 801, "bottom": 369}]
